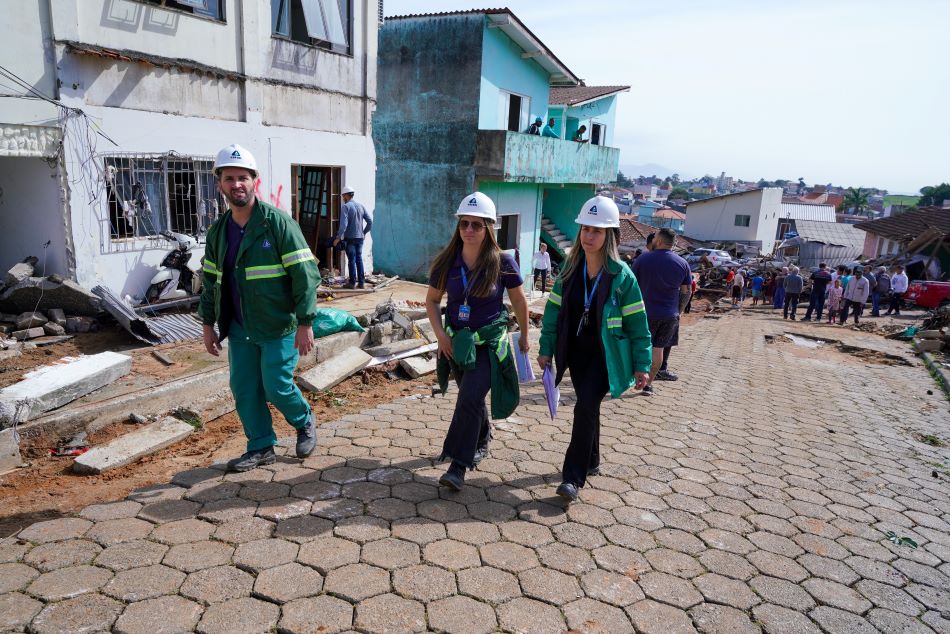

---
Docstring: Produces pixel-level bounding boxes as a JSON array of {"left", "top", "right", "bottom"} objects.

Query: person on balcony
[
  {"left": 573, "top": 125, "right": 588, "bottom": 143},
  {"left": 525, "top": 117, "right": 543, "bottom": 135},
  {"left": 542, "top": 118, "right": 559, "bottom": 138}
]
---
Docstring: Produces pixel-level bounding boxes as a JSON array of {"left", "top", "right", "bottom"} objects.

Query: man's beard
[{"left": 227, "top": 191, "right": 251, "bottom": 208}]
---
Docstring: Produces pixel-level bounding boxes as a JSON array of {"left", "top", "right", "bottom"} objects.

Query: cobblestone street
[{"left": 1, "top": 311, "right": 948, "bottom": 633}]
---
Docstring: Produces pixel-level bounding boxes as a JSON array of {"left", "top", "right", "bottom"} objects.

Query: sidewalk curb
[{"left": 916, "top": 344, "right": 950, "bottom": 399}]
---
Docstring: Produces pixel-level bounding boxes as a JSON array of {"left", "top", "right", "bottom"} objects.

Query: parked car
[
  {"left": 905, "top": 280, "right": 950, "bottom": 309},
  {"left": 686, "top": 249, "right": 733, "bottom": 266}
]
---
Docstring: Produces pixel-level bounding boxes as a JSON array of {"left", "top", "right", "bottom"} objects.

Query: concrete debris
[
  {"left": 47, "top": 308, "right": 67, "bottom": 326},
  {"left": 43, "top": 322, "right": 66, "bottom": 336},
  {"left": 3, "top": 257, "right": 37, "bottom": 288},
  {"left": 918, "top": 330, "right": 943, "bottom": 340},
  {"left": 73, "top": 416, "right": 195, "bottom": 475},
  {"left": 0, "top": 352, "right": 133, "bottom": 427},
  {"left": 92, "top": 285, "right": 206, "bottom": 345},
  {"left": 32, "top": 335, "right": 73, "bottom": 347},
  {"left": 152, "top": 350, "right": 175, "bottom": 366},
  {"left": 0, "top": 428, "right": 24, "bottom": 475},
  {"left": 0, "top": 275, "right": 101, "bottom": 316},
  {"left": 15, "top": 311, "right": 48, "bottom": 329},
  {"left": 298, "top": 347, "right": 372, "bottom": 393},
  {"left": 65, "top": 316, "right": 98, "bottom": 333},
  {"left": 367, "top": 342, "right": 439, "bottom": 368},
  {"left": 399, "top": 355, "right": 437, "bottom": 379},
  {"left": 364, "top": 338, "right": 430, "bottom": 358},
  {"left": 128, "top": 413, "right": 149, "bottom": 425},
  {"left": 12, "top": 327, "right": 45, "bottom": 341},
  {"left": 915, "top": 338, "right": 945, "bottom": 353}
]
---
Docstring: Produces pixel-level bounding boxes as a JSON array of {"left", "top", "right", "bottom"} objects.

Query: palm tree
[{"left": 844, "top": 187, "right": 871, "bottom": 217}]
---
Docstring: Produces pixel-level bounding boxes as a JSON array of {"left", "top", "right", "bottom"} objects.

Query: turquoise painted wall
[
  {"left": 478, "top": 22, "right": 551, "bottom": 130},
  {"left": 477, "top": 181, "right": 541, "bottom": 280},
  {"left": 541, "top": 185, "right": 594, "bottom": 242},
  {"left": 565, "top": 95, "right": 618, "bottom": 145},
  {"left": 545, "top": 106, "right": 565, "bottom": 138}
]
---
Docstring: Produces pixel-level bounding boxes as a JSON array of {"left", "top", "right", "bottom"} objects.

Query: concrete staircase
[{"left": 540, "top": 215, "right": 573, "bottom": 258}]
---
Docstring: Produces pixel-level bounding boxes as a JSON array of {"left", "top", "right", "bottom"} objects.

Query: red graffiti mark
[
  {"left": 254, "top": 180, "right": 263, "bottom": 197},
  {"left": 269, "top": 184, "right": 285, "bottom": 210}
]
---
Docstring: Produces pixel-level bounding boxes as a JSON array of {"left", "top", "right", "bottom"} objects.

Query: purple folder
[
  {"left": 542, "top": 365, "right": 559, "bottom": 419},
  {"left": 511, "top": 332, "right": 536, "bottom": 383}
]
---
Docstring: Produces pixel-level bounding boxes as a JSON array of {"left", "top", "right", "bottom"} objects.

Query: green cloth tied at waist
[{"left": 436, "top": 312, "right": 520, "bottom": 420}]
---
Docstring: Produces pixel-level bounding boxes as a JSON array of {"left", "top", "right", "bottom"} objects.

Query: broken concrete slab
[
  {"left": 297, "top": 347, "right": 372, "bottom": 393},
  {"left": 47, "top": 308, "right": 66, "bottom": 326},
  {"left": 73, "top": 416, "right": 195, "bottom": 474},
  {"left": 65, "top": 316, "right": 98, "bottom": 333},
  {"left": 4, "top": 258, "right": 36, "bottom": 288},
  {"left": 32, "top": 335, "right": 74, "bottom": 347},
  {"left": 12, "top": 327, "right": 44, "bottom": 341},
  {"left": 0, "top": 428, "right": 24, "bottom": 475},
  {"left": 0, "top": 276, "right": 101, "bottom": 316},
  {"left": 0, "top": 352, "right": 133, "bottom": 427},
  {"left": 15, "top": 312, "right": 48, "bottom": 329},
  {"left": 918, "top": 330, "right": 943, "bottom": 340},
  {"left": 915, "top": 339, "right": 945, "bottom": 353},
  {"left": 363, "top": 338, "right": 429, "bottom": 357},
  {"left": 399, "top": 356, "right": 436, "bottom": 379},
  {"left": 43, "top": 322, "right": 66, "bottom": 336},
  {"left": 299, "top": 331, "right": 363, "bottom": 370}
]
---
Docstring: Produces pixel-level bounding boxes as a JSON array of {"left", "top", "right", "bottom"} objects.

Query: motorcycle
[{"left": 144, "top": 231, "right": 203, "bottom": 304}]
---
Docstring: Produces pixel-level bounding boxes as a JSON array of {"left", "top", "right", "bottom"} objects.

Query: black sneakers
[
  {"left": 654, "top": 370, "right": 678, "bottom": 381},
  {"left": 226, "top": 446, "right": 277, "bottom": 472},
  {"left": 296, "top": 415, "right": 317, "bottom": 458},
  {"left": 439, "top": 462, "right": 466, "bottom": 491},
  {"left": 556, "top": 482, "right": 578, "bottom": 502}
]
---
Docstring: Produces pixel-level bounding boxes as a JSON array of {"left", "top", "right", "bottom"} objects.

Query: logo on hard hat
[
  {"left": 231, "top": 150, "right": 241, "bottom": 158},
  {"left": 589, "top": 206, "right": 598, "bottom": 214},
  {"left": 468, "top": 198, "right": 478, "bottom": 206}
]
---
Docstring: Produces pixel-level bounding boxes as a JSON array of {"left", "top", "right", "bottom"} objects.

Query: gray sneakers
[
  {"left": 227, "top": 446, "right": 277, "bottom": 472},
  {"left": 296, "top": 415, "right": 317, "bottom": 458}
]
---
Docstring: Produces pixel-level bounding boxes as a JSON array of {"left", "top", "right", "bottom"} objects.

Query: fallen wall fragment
[{"left": 73, "top": 416, "right": 195, "bottom": 474}]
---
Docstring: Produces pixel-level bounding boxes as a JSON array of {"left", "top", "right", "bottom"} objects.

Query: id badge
[{"left": 458, "top": 303, "right": 471, "bottom": 322}]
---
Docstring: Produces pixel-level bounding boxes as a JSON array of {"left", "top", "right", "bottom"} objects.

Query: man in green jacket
[{"left": 199, "top": 144, "right": 322, "bottom": 472}]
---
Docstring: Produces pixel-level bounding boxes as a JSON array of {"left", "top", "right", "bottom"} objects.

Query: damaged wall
[{"left": 0, "top": 157, "right": 70, "bottom": 278}]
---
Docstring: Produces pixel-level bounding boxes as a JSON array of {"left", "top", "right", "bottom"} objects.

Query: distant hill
[{"left": 620, "top": 163, "right": 681, "bottom": 179}]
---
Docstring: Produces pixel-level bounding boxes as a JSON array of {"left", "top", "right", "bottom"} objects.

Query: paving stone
[
  {"left": 867, "top": 607, "right": 938, "bottom": 634},
  {"left": 272, "top": 514, "right": 333, "bottom": 544},
  {"left": 324, "top": 562, "right": 390, "bottom": 601},
  {"left": 85, "top": 517, "right": 154, "bottom": 546},
  {"left": 906, "top": 582, "right": 950, "bottom": 612},
  {"left": 457, "top": 566, "right": 521, "bottom": 603},
  {"left": 196, "top": 596, "right": 279, "bottom": 634},
  {"left": 289, "top": 479, "right": 341, "bottom": 501},
  {"left": 197, "top": 498, "right": 258, "bottom": 523},
  {"left": 180, "top": 565, "right": 254, "bottom": 604},
  {"left": 802, "top": 577, "right": 872, "bottom": 614},
  {"left": 752, "top": 603, "right": 822, "bottom": 634},
  {"left": 0, "top": 538, "right": 30, "bottom": 563},
  {"left": 79, "top": 500, "right": 142, "bottom": 522},
  {"left": 252, "top": 561, "right": 322, "bottom": 603},
  {"left": 0, "top": 591, "right": 42, "bottom": 631},
  {"left": 808, "top": 606, "right": 877, "bottom": 634},
  {"left": 625, "top": 599, "right": 698, "bottom": 634},
  {"left": 113, "top": 594, "right": 203, "bottom": 634},
  {"left": 750, "top": 575, "right": 817, "bottom": 611},
  {"left": 519, "top": 566, "right": 582, "bottom": 605},
  {"left": 693, "top": 572, "right": 760, "bottom": 609},
  {"left": 30, "top": 592, "right": 123, "bottom": 634},
  {"left": 361, "top": 537, "right": 420, "bottom": 569},
  {"left": 94, "top": 539, "right": 167, "bottom": 571},
  {"left": 499, "top": 520, "right": 555, "bottom": 547},
  {"left": 748, "top": 549, "right": 810, "bottom": 582},
  {"left": 643, "top": 547, "right": 703, "bottom": 578},
  {"left": 296, "top": 536, "right": 361, "bottom": 573},
  {"left": 279, "top": 594, "right": 353, "bottom": 634},
  {"left": 581, "top": 569, "right": 645, "bottom": 606},
  {"left": 856, "top": 579, "right": 925, "bottom": 616},
  {"left": 163, "top": 540, "right": 234, "bottom": 573},
  {"left": 551, "top": 521, "right": 607, "bottom": 549},
  {"left": 893, "top": 558, "right": 950, "bottom": 588},
  {"left": 101, "top": 563, "right": 184, "bottom": 602},
  {"left": 698, "top": 549, "right": 757, "bottom": 580},
  {"left": 213, "top": 517, "right": 275, "bottom": 544},
  {"left": 798, "top": 553, "right": 860, "bottom": 585},
  {"left": 18, "top": 517, "right": 92, "bottom": 543},
  {"left": 480, "top": 541, "right": 539, "bottom": 573},
  {"left": 23, "top": 539, "right": 101, "bottom": 572},
  {"left": 366, "top": 496, "right": 418, "bottom": 521},
  {"left": 149, "top": 518, "right": 215, "bottom": 545},
  {"left": 423, "top": 539, "right": 480, "bottom": 570},
  {"left": 536, "top": 541, "right": 596, "bottom": 575},
  {"left": 255, "top": 496, "right": 312, "bottom": 521},
  {"left": 748, "top": 531, "right": 805, "bottom": 557},
  {"left": 638, "top": 571, "right": 702, "bottom": 609},
  {"left": 393, "top": 564, "right": 457, "bottom": 602},
  {"left": 332, "top": 515, "right": 390, "bottom": 543},
  {"left": 497, "top": 596, "right": 566, "bottom": 634},
  {"left": 233, "top": 538, "right": 297, "bottom": 572},
  {"left": 653, "top": 527, "right": 705, "bottom": 555},
  {"left": 845, "top": 555, "right": 908, "bottom": 586},
  {"left": 184, "top": 480, "right": 242, "bottom": 503},
  {"left": 354, "top": 592, "right": 426, "bottom": 633},
  {"left": 391, "top": 517, "right": 447, "bottom": 545},
  {"left": 26, "top": 564, "right": 112, "bottom": 601},
  {"left": 688, "top": 603, "right": 762, "bottom": 634},
  {"left": 446, "top": 520, "right": 501, "bottom": 545},
  {"left": 427, "top": 595, "right": 498, "bottom": 634},
  {"left": 239, "top": 480, "right": 290, "bottom": 502}
]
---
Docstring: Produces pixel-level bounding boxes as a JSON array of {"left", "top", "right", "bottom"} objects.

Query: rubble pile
[{"left": 914, "top": 328, "right": 948, "bottom": 354}]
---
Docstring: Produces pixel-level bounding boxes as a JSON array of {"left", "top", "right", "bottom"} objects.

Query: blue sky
[{"left": 385, "top": 0, "right": 949, "bottom": 193}]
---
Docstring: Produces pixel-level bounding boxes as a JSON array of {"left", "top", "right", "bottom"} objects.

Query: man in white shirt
[
  {"left": 532, "top": 243, "right": 552, "bottom": 295},
  {"left": 840, "top": 265, "right": 871, "bottom": 324},
  {"left": 886, "top": 265, "right": 909, "bottom": 315}
]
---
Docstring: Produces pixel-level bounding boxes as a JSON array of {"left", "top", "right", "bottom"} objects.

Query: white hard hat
[
  {"left": 456, "top": 191, "right": 497, "bottom": 222},
  {"left": 342, "top": 186, "right": 355, "bottom": 196},
  {"left": 214, "top": 144, "right": 257, "bottom": 176},
  {"left": 575, "top": 195, "right": 620, "bottom": 228}
]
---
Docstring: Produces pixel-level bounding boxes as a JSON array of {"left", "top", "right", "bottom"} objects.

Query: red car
[{"left": 905, "top": 280, "right": 950, "bottom": 309}]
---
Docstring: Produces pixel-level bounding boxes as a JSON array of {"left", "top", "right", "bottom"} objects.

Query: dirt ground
[{"left": 0, "top": 361, "right": 431, "bottom": 537}]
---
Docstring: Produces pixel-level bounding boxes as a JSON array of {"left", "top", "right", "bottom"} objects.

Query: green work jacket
[
  {"left": 436, "top": 313, "right": 520, "bottom": 420},
  {"left": 539, "top": 257, "right": 652, "bottom": 399},
  {"left": 198, "top": 200, "right": 321, "bottom": 343}
]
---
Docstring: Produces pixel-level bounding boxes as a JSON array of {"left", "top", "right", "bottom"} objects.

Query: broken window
[
  {"left": 272, "top": 0, "right": 351, "bottom": 54},
  {"left": 138, "top": 0, "right": 225, "bottom": 21},
  {"left": 102, "top": 154, "right": 222, "bottom": 248}
]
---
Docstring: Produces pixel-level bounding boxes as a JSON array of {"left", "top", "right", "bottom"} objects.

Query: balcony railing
[{"left": 474, "top": 130, "right": 620, "bottom": 184}]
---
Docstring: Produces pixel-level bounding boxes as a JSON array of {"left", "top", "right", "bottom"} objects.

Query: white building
[
  {"left": 0, "top": 0, "right": 377, "bottom": 298},
  {"left": 633, "top": 185, "right": 658, "bottom": 200},
  {"left": 684, "top": 187, "right": 784, "bottom": 254}
]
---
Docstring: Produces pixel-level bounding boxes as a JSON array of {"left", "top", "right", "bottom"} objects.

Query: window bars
[{"left": 102, "top": 152, "right": 222, "bottom": 253}]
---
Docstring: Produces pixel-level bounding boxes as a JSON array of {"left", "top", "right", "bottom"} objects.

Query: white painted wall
[
  {"left": 0, "top": 158, "right": 69, "bottom": 277},
  {"left": 0, "top": 0, "right": 59, "bottom": 127},
  {"left": 684, "top": 187, "right": 783, "bottom": 254}
]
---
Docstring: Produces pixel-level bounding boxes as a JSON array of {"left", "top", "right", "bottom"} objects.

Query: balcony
[{"left": 474, "top": 130, "right": 620, "bottom": 185}]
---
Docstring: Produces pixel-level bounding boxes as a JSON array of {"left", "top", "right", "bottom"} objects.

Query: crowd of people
[{"left": 713, "top": 260, "right": 910, "bottom": 325}]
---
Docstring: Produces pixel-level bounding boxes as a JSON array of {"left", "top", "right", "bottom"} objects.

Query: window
[
  {"left": 498, "top": 90, "right": 530, "bottom": 133},
  {"left": 273, "top": 0, "right": 351, "bottom": 55},
  {"left": 778, "top": 222, "right": 790, "bottom": 239},
  {"left": 734, "top": 214, "right": 751, "bottom": 227},
  {"left": 103, "top": 154, "right": 222, "bottom": 249},
  {"left": 140, "top": 0, "right": 225, "bottom": 21},
  {"left": 591, "top": 123, "right": 605, "bottom": 146},
  {"left": 291, "top": 164, "right": 342, "bottom": 271},
  {"left": 496, "top": 215, "right": 520, "bottom": 251}
]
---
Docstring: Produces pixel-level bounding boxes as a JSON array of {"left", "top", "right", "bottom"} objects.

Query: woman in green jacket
[{"left": 537, "top": 196, "right": 652, "bottom": 502}]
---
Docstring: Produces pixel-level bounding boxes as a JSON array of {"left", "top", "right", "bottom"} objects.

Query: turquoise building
[{"left": 373, "top": 9, "right": 628, "bottom": 280}]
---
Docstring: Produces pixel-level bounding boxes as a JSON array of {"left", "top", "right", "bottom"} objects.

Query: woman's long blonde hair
[
  {"left": 559, "top": 227, "right": 622, "bottom": 282},
  {"left": 428, "top": 219, "right": 502, "bottom": 298}
]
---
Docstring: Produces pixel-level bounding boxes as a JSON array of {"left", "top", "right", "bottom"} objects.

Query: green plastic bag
[{"left": 312, "top": 308, "right": 364, "bottom": 339}]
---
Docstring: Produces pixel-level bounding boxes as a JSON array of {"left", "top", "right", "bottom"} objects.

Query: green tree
[
  {"left": 668, "top": 187, "right": 690, "bottom": 200},
  {"left": 919, "top": 182, "right": 950, "bottom": 207},
  {"left": 671, "top": 173, "right": 680, "bottom": 185},
  {"left": 798, "top": 177, "right": 806, "bottom": 190},
  {"left": 843, "top": 187, "right": 871, "bottom": 217}
]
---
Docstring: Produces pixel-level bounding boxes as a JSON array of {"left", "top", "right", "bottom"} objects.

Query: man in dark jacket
[
  {"left": 871, "top": 266, "right": 890, "bottom": 317},
  {"left": 333, "top": 186, "right": 373, "bottom": 289},
  {"left": 804, "top": 262, "right": 832, "bottom": 321},
  {"left": 783, "top": 266, "right": 805, "bottom": 320}
]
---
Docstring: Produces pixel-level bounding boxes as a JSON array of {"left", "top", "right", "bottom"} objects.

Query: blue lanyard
[
  {"left": 583, "top": 261, "right": 603, "bottom": 312},
  {"left": 460, "top": 266, "right": 477, "bottom": 304}
]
